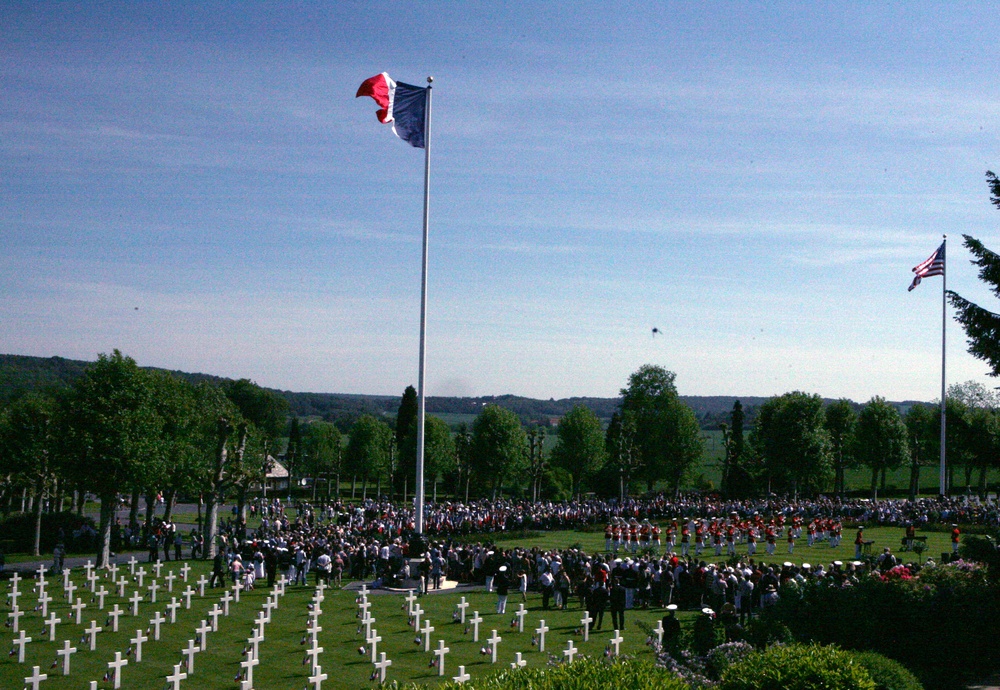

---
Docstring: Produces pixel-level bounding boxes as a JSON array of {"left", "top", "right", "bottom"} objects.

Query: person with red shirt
[{"left": 951, "top": 524, "right": 961, "bottom": 555}]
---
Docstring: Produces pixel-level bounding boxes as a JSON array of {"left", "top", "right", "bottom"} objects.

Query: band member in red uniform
[{"left": 855, "top": 526, "right": 865, "bottom": 560}]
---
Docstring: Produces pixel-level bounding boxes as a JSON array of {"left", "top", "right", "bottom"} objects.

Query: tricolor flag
[
  {"left": 356, "top": 73, "right": 427, "bottom": 148},
  {"left": 908, "top": 242, "right": 945, "bottom": 291}
]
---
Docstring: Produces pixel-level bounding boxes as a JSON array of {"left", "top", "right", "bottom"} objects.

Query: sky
[{"left": 4, "top": 2, "right": 1000, "bottom": 403}]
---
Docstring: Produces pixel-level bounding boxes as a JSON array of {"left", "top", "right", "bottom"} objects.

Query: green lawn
[{"left": 0, "top": 525, "right": 953, "bottom": 689}]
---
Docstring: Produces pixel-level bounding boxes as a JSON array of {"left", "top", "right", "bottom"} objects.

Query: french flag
[{"left": 356, "top": 73, "right": 427, "bottom": 148}]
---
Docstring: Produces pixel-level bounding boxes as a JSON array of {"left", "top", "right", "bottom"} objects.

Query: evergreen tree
[{"left": 948, "top": 172, "right": 1000, "bottom": 374}]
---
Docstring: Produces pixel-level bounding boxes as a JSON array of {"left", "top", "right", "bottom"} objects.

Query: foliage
[
  {"left": 399, "top": 413, "right": 457, "bottom": 483},
  {"left": 301, "top": 420, "right": 343, "bottom": 482},
  {"left": 471, "top": 404, "right": 528, "bottom": 497},
  {"left": 692, "top": 614, "right": 726, "bottom": 655},
  {"left": 0, "top": 511, "right": 98, "bottom": 554},
  {"left": 853, "top": 397, "right": 908, "bottom": 499},
  {"left": 705, "top": 642, "right": 755, "bottom": 680},
  {"left": 551, "top": 404, "right": 607, "bottom": 496},
  {"left": 620, "top": 365, "right": 703, "bottom": 493},
  {"left": 220, "top": 378, "right": 289, "bottom": 443},
  {"left": 413, "top": 657, "right": 691, "bottom": 690},
  {"left": 959, "top": 534, "right": 1000, "bottom": 576},
  {"left": 853, "top": 651, "right": 924, "bottom": 690},
  {"left": 750, "top": 392, "right": 831, "bottom": 494},
  {"left": 718, "top": 643, "right": 877, "bottom": 690},
  {"left": 825, "top": 398, "right": 857, "bottom": 496},
  {"left": 742, "top": 616, "right": 793, "bottom": 649},
  {"left": 345, "top": 414, "right": 393, "bottom": 481}
]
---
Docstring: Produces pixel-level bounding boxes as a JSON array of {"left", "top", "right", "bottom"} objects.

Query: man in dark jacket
[
  {"left": 609, "top": 578, "right": 627, "bottom": 630},
  {"left": 587, "top": 582, "right": 609, "bottom": 631}
]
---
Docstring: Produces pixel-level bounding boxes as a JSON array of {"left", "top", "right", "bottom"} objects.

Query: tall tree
[
  {"left": 525, "top": 426, "right": 547, "bottom": 503},
  {"left": 470, "top": 404, "right": 528, "bottom": 498},
  {"left": 60, "top": 351, "right": 164, "bottom": 567},
  {"left": 620, "top": 365, "right": 703, "bottom": 493},
  {"left": 825, "top": 399, "right": 857, "bottom": 497},
  {"left": 853, "top": 397, "right": 908, "bottom": 499},
  {"left": 302, "top": 421, "right": 343, "bottom": 500},
  {"left": 393, "top": 386, "right": 419, "bottom": 499},
  {"left": 904, "top": 404, "right": 935, "bottom": 500},
  {"left": 605, "top": 411, "right": 639, "bottom": 500},
  {"left": 947, "top": 173, "right": 1000, "bottom": 375},
  {"left": 750, "top": 391, "right": 831, "bottom": 495},
  {"left": 345, "top": 415, "right": 393, "bottom": 500},
  {"left": 453, "top": 423, "right": 473, "bottom": 502},
  {"left": 551, "top": 405, "right": 607, "bottom": 498}
]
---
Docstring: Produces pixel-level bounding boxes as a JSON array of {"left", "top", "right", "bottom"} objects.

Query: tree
[
  {"left": 825, "top": 399, "right": 857, "bottom": 497},
  {"left": 720, "top": 400, "right": 748, "bottom": 498},
  {"left": 0, "top": 393, "right": 57, "bottom": 556},
  {"left": 526, "top": 426, "right": 547, "bottom": 502},
  {"left": 301, "top": 421, "right": 343, "bottom": 500},
  {"left": 393, "top": 386, "right": 419, "bottom": 499},
  {"left": 947, "top": 173, "right": 1000, "bottom": 375},
  {"left": 904, "top": 404, "right": 935, "bottom": 499},
  {"left": 551, "top": 405, "right": 607, "bottom": 498},
  {"left": 453, "top": 423, "right": 473, "bottom": 502},
  {"left": 750, "top": 392, "right": 831, "bottom": 495},
  {"left": 60, "top": 351, "right": 164, "bottom": 567},
  {"left": 470, "top": 404, "right": 528, "bottom": 498},
  {"left": 620, "top": 364, "right": 703, "bottom": 493},
  {"left": 605, "top": 411, "right": 639, "bottom": 500},
  {"left": 345, "top": 415, "right": 393, "bottom": 500},
  {"left": 853, "top": 397, "right": 908, "bottom": 499}
]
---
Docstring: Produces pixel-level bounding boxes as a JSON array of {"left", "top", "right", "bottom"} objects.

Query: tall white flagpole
[
  {"left": 415, "top": 76, "right": 432, "bottom": 535},
  {"left": 940, "top": 234, "right": 947, "bottom": 497}
]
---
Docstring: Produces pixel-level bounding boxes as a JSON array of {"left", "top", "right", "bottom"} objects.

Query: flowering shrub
[
  {"left": 704, "top": 642, "right": 754, "bottom": 679},
  {"left": 879, "top": 565, "right": 913, "bottom": 581}
]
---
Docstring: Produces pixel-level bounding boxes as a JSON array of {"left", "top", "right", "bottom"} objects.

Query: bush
[
  {"left": 719, "top": 643, "right": 876, "bottom": 690},
  {"left": 853, "top": 651, "right": 923, "bottom": 690},
  {"left": 402, "top": 657, "right": 691, "bottom": 689},
  {"left": 705, "top": 641, "right": 755, "bottom": 679},
  {"left": 0, "top": 511, "right": 98, "bottom": 554},
  {"left": 743, "top": 616, "right": 793, "bottom": 649}
]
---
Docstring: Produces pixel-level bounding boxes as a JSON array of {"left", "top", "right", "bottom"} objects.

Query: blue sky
[{"left": 4, "top": 2, "right": 1000, "bottom": 402}]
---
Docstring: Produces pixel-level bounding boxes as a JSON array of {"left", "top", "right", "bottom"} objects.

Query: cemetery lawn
[{"left": 0, "top": 526, "right": 951, "bottom": 688}]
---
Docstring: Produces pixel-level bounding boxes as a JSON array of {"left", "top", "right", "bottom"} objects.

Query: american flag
[{"left": 908, "top": 242, "right": 945, "bottom": 291}]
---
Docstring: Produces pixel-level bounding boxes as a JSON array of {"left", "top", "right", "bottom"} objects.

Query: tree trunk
[
  {"left": 32, "top": 475, "right": 45, "bottom": 557},
  {"left": 205, "top": 418, "right": 233, "bottom": 560},
  {"left": 978, "top": 465, "right": 988, "bottom": 497},
  {"left": 870, "top": 467, "right": 879, "bottom": 500},
  {"left": 144, "top": 492, "right": 156, "bottom": 530},
  {"left": 162, "top": 488, "right": 176, "bottom": 523},
  {"left": 909, "top": 460, "right": 920, "bottom": 501},
  {"left": 76, "top": 487, "right": 85, "bottom": 516},
  {"left": 880, "top": 467, "right": 887, "bottom": 493},
  {"left": 97, "top": 492, "right": 116, "bottom": 568},
  {"left": 128, "top": 488, "right": 140, "bottom": 531},
  {"left": 351, "top": 475, "right": 356, "bottom": 500}
]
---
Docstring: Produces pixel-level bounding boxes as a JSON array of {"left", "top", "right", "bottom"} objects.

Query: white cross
[
  {"left": 308, "top": 666, "right": 328, "bottom": 690},
  {"left": 403, "top": 590, "right": 417, "bottom": 615},
  {"left": 107, "top": 650, "right": 128, "bottom": 689},
  {"left": 453, "top": 665, "right": 471, "bottom": 684},
  {"left": 62, "top": 568, "right": 72, "bottom": 591},
  {"left": 248, "top": 630, "right": 263, "bottom": 659},
  {"left": 563, "top": 639, "right": 578, "bottom": 664},
  {"left": 609, "top": 629, "right": 623, "bottom": 657},
  {"left": 56, "top": 638, "right": 77, "bottom": 675},
  {"left": 180, "top": 563, "right": 191, "bottom": 582},
  {"left": 240, "top": 655, "right": 258, "bottom": 685},
  {"left": 580, "top": 612, "right": 593, "bottom": 642},
  {"left": 35, "top": 575, "right": 48, "bottom": 597},
  {"left": 12, "top": 629, "right": 31, "bottom": 662},
  {"left": 95, "top": 585, "right": 108, "bottom": 609},
  {"left": 127, "top": 556, "right": 137, "bottom": 575},
  {"left": 108, "top": 563, "right": 119, "bottom": 581},
  {"left": 44, "top": 611, "right": 62, "bottom": 641},
  {"left": 149, "top": 611, "right": 165, "bottom": 641},
  {"left": 65, "top": 579, "right": 77, "bottom": 602},
  {"left": 374, "top": 651, "right": 392, "bottom": 684},
  {"left": 535, "top": 620, "right": 549, "bottom": 652},
  {"left": 358, "top": 583, "right": 367, "bottom": 596},
  {"left": 510, "top": 651, "right": 527, "bottom": 670},
  {"left": 305, "top": 642, "right": 324, "bottom": 673},
  {"left": 469, "top": 611, "right": 483, "bottom": 642},
  {"left": 23, "top": 664, "right": 47, "bottom": 690},
  {"left": 231, "top": 582, "right": 241, "bottom": 603},
  {"left": 165, "top": 571, "right": 176, "bottom": 592},
  {"left": 196, "top": 619, "right": 212, "bottom": 651},
  {"left": 152, "top": 561, "right": 163, "bottom": 578},
  {"left": 107, "top": 604, "right": 123, "bottom": 632},
  {"left": 86, "top": 571, "right": 97, "bottom": 593},
  {"left": 255, "top": 611, "right": 268, "bottom": 638},
  {"left": 129, "top": 591, "right": 142, "bottom": 616},
  {"left": 183, "top": 586, "right": 194, "bottom": 610},
  {"left": 487, "top": 629, "right": 502, "bottom": 663},
  {"left": 515, "top": 604, "right": 528, "bottom": 633},
  {"left": 411, "top": 603, "right": 423, "bottom": 632},
  {"left": 208, "top": 604, "right": 222, "bottom": 631},
  {"left": 7, "top": 606, "right": 23, "bottom": 632},
  {"left": 116, "top": 576, "right": 128, "bottom": 598},
  {"left": 71, "top": 598, "right": 86, "bottom": 625},
  {"left": 84, "top": 619, "right": 102, "bottom": 651},
  {"left": 420, "top": 619, "right": 435, "bottom": 652},
  {"left": 196, "top": 575, "right": 207, "bottom": 597},
  {"left": 361, "top": 614, "right": 375, "bottom": 640},
  {"left": 147, "top": 581, "right": 160, "bottom": 603},
  {"left": 10, "top": 571, "right": 22, "bottom": 588},
  {"left": 269, "top": 591, "right": 280, "bottom": 610},
  {"left": 135, "top": 567, "right": 146, "bottom": 588},
  {"left": 84, "top": 560, "right": 95, "bottom": 580},
  {"left": 357, "top": 599, "right": 371, "bottom": 620},
  {"left": 166, "top": 598, "right": 180, "bottom": 624},
  {"left": 130, "top": 629, "right": 148, "bottom": 663},
  {"left": 181, "top": 638, "right": 199, "bottom": 673},
  {"left": 37, "top": 591, "right": 52, "bottom": 617},
  {"left": 367, "top": 629, "right": 381, "bottom": 664},
  {"left": 166, "top": 663, "right": 187, "bottom": 690},
  {"left": 263, "top": 598, "right": 277, "bottom": 622},
  {"left": 220, "top": 590, "right": 233, "bottom": 615},
  {"left": 652, "top": 620, "right": 665, "bottom": 646},
  {"left": 36, "top": 563, "right": 48, "bottom": 581},
  {"left": 7, "top": 584, "right": 22, "bottom": 609},
  {"left": 434, "top": 639, "right": 450, "bottom": 677}
]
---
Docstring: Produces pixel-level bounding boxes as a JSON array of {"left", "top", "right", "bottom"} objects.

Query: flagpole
[
  {"left": 415, "top": 76, "right": 432, "bottom": 536},
  {"left": 940, "top": 234, "right": 947, "bottom": 497}
]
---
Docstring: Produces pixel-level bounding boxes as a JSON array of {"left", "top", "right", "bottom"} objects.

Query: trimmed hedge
[
  {"left": 719, "top": 644, "right": 876, "bottom": 690},
  {"left": 854, "top": 651, "right": 924, "bottom": 690}
]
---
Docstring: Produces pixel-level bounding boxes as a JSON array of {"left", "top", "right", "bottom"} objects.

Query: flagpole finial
[{"left": 427, "top": 76, "right": 434, "bottom": 84}]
